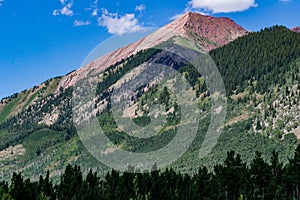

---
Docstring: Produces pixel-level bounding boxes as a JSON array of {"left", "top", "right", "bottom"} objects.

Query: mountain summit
[
  {"left": 180, "top": 12, "right": 248, "bottom": 50},
  {"left": 0, "top": 12, "right": 248, "bottom": 122},
  {"left": 0, "top": 12, "right": 300, "bottom": 181},
  {"left": 59, "top": 12, "right": 248, "bottom": 89}
]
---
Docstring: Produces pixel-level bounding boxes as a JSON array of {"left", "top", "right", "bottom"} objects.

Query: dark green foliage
[
  {"left": 56, "top": 164, "right": 83, "bottom": 200},
  {"left": 132, "top": 115, "right": 151, "bottom": 127},
  {"left": 2, "top": 145, "right": 300, "bottom": 199},
  {"left": 98, "top": 110, "right": 178, "bottom": 153},
  {"left": 96, "top": 48, "right": 162, "bottom": 96},
  {"left": 210, "top": 26, "right": 300, "bottom": 94},
  {"left": 0, "top": 87, "right": 73, "bottom": 131},
  {"left": 0, "top": 86, "right": 76, "bottom": 152},
  {"left": 38, "top": 171, "right": 56, "bottom": 200}
]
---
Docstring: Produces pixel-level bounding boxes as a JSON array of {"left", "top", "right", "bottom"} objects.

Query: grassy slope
[{"left": 0, "top": 77, "right": 61, "bottom": 124}]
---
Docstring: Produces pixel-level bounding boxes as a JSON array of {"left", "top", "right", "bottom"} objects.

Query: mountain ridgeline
[{"left": 0, "top": 13, "right": 299, "bottom": 182}]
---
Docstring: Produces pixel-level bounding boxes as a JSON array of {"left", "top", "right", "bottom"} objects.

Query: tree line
[{"left": 0, "top": 144, "right": 300, "bottom": 200}]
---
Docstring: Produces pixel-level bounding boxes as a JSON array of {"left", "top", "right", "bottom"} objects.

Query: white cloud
[
  {"left": 53, "top": 2, "right": 73, "bottom": 16},
  {"left": 74, "top": 20, "right": 91, "bottom": 26},
  {"left": 188, "top": 0, "right": 257, "bottom": 13},
  {"left": 91, "top": 9, "right": 98, "bottom": 17},
  {"left": 280, "top": 0, "right": 292, "bottom": 2},
  {"left": 135, "top": 4, "right": 146, "bottom": 12},
  {"left": 98, "top": 9, "right": 143, "bottom": 35},
  {"left": 61, "top": 3, "right": 73, "bottom": 16},
  {"left": 86, "top": 0, "right": 99, "bottom": 17},
  {"left": 53, "top": 9, "right": 60, "bottom": 16},
  {"left": 59, "top": 0, "right": 65, "bottom": 5}
]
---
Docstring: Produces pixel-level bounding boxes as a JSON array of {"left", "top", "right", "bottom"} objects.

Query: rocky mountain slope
[
  {"left": 0, "top": 13, "right": 299, "bottom": 181},
  {"left": 0, "top": 12, "right": 248, "bottom": 126},
  {"left": 292, "top": 26, "right": 300, "bottom": 33},
  {"left": 58, "top": 12, "right": 247, "bottom": 91}
]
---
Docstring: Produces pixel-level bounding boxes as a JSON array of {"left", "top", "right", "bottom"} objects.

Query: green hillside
[
  {"left": 0, "top": 26, "right": 299, "bottom": 181},
  {"left": 0, "top": 77, "right": 62, "bottom": 124}
]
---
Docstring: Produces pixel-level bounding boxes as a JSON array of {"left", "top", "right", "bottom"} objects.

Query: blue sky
[{"left": 0, "top": 0, "right": 299, "bottom": 99}]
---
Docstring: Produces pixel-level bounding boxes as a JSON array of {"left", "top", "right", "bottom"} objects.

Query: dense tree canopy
[
  {"left": 210, "top": 26, "right": 300, "bottom": 94},
  {"left": 1, "top": 145, "right": 300, "bottom": 199}
]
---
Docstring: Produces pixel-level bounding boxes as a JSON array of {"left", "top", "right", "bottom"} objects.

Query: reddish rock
[
  {"left": 183, "top": 12, "right": 248, "bottom": 50},
  {"left": 291, "top": 26, "right": 300, "bottom": 33},
  {"left": 58, "top": 12, "right": 248, "bottom": 89}
]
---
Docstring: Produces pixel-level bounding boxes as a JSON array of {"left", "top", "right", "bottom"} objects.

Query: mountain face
[
  {"left": 183, "top": 13, "right": 248, "bottom": 50},
  {"left": 0, "top": 13, "right": 299, "bottom": 181},
  {"left": 58, "top": 12, "right": 248, "bottom": 90},
  {"left": 0, "top": 12, "right": 248, "bottom": 128},
  {"left": 292, "top": 26, "right": 300, "bottom": 33}
]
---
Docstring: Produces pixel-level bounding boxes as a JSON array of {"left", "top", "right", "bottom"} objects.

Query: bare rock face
[
  {"left": 291, "top": 26, "right": 300, "bottom": 33},
  {"left": 58, "top": 12, "right": 248, "bottom": 89},
  {"left": 183, "top": 12, "right": 248, "bottom": 51}
]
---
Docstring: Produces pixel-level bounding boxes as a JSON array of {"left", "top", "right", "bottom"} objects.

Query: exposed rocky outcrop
[
  {"left": 58, "top": 12, "right": 248, "bottom": 89},
  {"left": 183, "top": 12, "right": 248, "bottom": 51},
  {"left": 291, "top": 26, "right": 300, "bottom": 33}
]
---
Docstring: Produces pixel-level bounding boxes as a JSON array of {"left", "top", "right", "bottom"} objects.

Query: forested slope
[
  {"left": 0, "top": 26, "right": 299, "bottom": 181},
  {"left": 210, "top": 26, "right": 300, "bottom": 93}
]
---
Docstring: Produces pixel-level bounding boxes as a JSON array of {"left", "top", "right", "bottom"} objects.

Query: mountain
[
  {"left": 292, "top": 26, "right": 300, "bottom": 33},
  {"left": 0, "top": 13, "right": 299, "bottom": 181},
  {"left": 0, "top": 12, "right": 247, "bottom": 126},
  {"left": 58, "top": 12, "right": 247, "bottom": 90}
]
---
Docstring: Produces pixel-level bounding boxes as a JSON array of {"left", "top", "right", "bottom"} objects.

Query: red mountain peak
[
  {"left": 182, "top": 12, "right": 248, "bottom": 50},
  {"left": 291, "top": 26, "right": 300, "bottom": 33}
]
